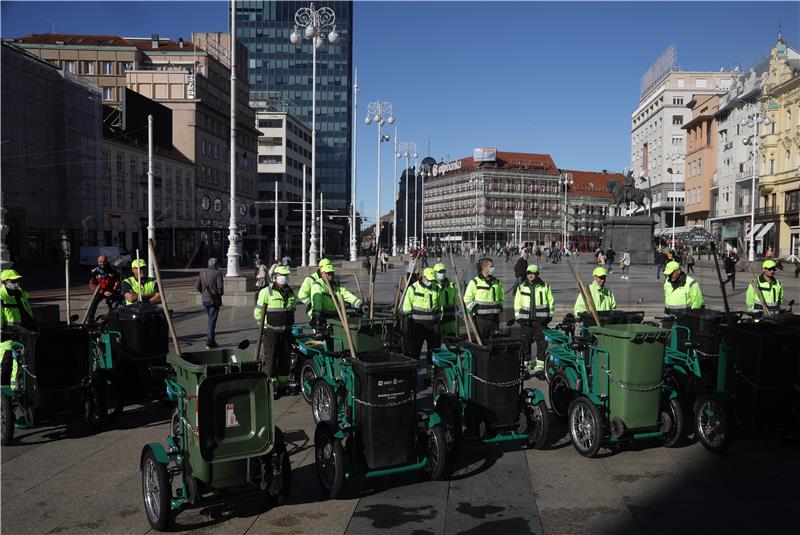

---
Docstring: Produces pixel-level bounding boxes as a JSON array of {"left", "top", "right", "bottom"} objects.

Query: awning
[
  {"left": 746, "top": 223, "right": 763, "bottom": 241},
  {"left": 755, "top": 222, "right": 774, "bottom": 240}
]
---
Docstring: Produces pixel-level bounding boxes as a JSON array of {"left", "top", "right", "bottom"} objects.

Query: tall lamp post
[
  {"left": 226, "top": 0, "right": 241, "bottom": 277},
  {"left": 741, "top": 105, "right": 771, "bottom": 261},
  {"left": 397, "top": 141, "right": 417, "bottom": 253},
  {"left": 290, "top": 2, "right": 339, "bottom": 266},
  {"left": 365, "top": 100, "right": 395, "bottom": 252},
  {"left": 349, "top": 68, "right": 359, "bottom": 261},
  {"left": 392, "top": 127, "right": 398, "bottom": 256},
  {"left": 667, "top": 150, "right": 686, "bottom": 249},
  {"left": 417, "top": 163, "right": 432, "bottom": 249},
  {"left": 559, "top": 172, "right": 573, "bottom": 252}
]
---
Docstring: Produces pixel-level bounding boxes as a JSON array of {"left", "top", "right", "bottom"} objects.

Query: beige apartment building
[{"left": 682, "top": 94, "right": 721, "bottom": 229}]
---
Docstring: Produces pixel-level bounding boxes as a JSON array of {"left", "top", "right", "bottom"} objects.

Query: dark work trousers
[
  {"left": 521, "top": 321, "right": 548, "bottom": 361},
  {"left": 261, "top": 330, "right": 293, "bottom": 379},
  {"left": 204, "top": 304, "right": 220, "bottom": 345},
  {"left": 1, "top": 349, "right": 12, "bottom": 386},
  {"left": 403, "top": 320, "right": 441, "bottom": 361},
  {"left": 474, "top": 315, "right": 499, "bottom": 342}
]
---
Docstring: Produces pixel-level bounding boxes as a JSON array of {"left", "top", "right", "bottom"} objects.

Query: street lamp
[
  {"left": 365, "top": 100, "right": 395, "bottom": 252},
  {"left": 398, "top": 141, "right": 417, "bottom": 252},
  {"left": 391, "top": 126, "right": 398, "bottom": 256},
  {"left": 290, "top": 2, "right": 339, "bottom": 266},
  {"left": 417, "top": 162, "right": 432, "bottom": 249},
  {"left": 741, "top": 105, "right": 772, "bottom": 262},
  {"left": 559, "top": 172, "right": 573, "bottom": 253},
  {"left": 60, "top": 229, "right": 71, "bottom": 324},
  {"left": 349, "top": 68, "right": 359, "bottom": 262},
  {"left": 667, "top": 150, "right": 686, "bottom": 249}
]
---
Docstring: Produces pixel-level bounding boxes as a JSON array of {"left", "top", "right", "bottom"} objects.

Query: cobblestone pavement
[{"left": 3, "top": 255, "right": 798, "bottom": 534}]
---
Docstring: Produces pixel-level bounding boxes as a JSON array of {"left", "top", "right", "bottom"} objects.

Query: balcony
[{"left": 755, "top": 206, "right": 776, "bottom": 217}]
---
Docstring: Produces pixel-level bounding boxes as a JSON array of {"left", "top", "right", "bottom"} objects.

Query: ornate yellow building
[{"left": 758, "top": 36, "right": 800, "bottom": 258}]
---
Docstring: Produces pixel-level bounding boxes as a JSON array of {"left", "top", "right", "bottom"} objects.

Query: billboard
[
  {"left": 640, "top": 45, "right": 677, "bottom": 99},
  {"left": 122, "top": 88, "right": 173, "bottom": 147},
  {"left": 473, "top": 147, "right": 497, "bottom": 162}
]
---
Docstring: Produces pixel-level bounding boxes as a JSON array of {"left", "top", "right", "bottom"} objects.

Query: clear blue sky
[{"left": 3, "top": 1, "right": 798, "bottom": 223}]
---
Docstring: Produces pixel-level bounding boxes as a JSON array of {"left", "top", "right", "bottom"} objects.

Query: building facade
[
  {"left": 756, "top": 37, "right": 800, "bottom": 258},
  {"left": 682, "top": 94, "right": 721, "bottom": 229},
  {"left": 236, "top": 1, "right": 353, "bottom": 214},
  {"left": 630, "top": 47, "right": 734, "bottom": 232},
  {"left": 1, "top": 42, "right": 103, "bottom": 264}
]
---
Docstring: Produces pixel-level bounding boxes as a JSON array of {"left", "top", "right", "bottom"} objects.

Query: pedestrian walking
[
  {"left": 655, "top": 249, "right": 667, "bottom": 281},
  {"left": 268, "top": 257, "right": 281, "bottom": 283},
  {"left": 605, "top": 247, "right": 616, "bottom": 274},
  {"left": 380, "top": 249, "right": 389, "bottom": 272},
  {"left": 686, "top": 249, "right": 696, "bottom": 274},
  {"left": 255, "top": 257, "right": 269, "bottom": 289},
  {"left": 722, "top": 250, "right": 739, "bottom": 290},
  {"left": 512, "top": 250, "right": 530, "bottom": 294},
  {"left": 196, "top": 258, "right": 224, "bottom": 349},
  {"left": 620, "top": 249, "right": 631, "bottom": 279}
]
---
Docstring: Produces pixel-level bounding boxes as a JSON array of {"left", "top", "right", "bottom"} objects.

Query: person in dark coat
[{"left": 196, "top": 258, "right": 224, "bottom": 349}]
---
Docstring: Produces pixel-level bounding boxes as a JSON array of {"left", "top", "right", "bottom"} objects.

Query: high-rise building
[{"left": 235, "top": 1, "right": 353, "bottom": 215}]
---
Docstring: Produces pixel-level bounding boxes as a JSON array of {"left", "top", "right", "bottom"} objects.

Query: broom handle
[{"left": 147, "top": 239, "right": 181, "bottom": 356}]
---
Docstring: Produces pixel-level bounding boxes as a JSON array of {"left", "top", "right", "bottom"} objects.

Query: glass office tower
[{"left": 236, "top": 1, "right": 353, "bottom": 211}]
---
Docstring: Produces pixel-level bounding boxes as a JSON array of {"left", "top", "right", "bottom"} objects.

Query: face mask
[
  {"left": 488, "top": 266, "right": 496, "bottom": 276},
  {"left": 275, "top": 275, "right": 287, "bottom": 286},
  {"left": 435, "top": 272, "right": 445, "bottom": 282},
  {"left": 5, "top": 282, "right": 20, "bottom": 290},
  {"left": 422, "top": 279, "right": 432, "bottom": 288}
]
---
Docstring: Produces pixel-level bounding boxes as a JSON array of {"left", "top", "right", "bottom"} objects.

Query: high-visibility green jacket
[
  {"left": 308, "top": 279, "right": 362, "bottom": 322},
  {"left": 1, "top": 285, "right": 33, "bottom": 329},
  {"left": 664, "top": 274, "right": 703, "bottom": 312},
  {"left": 574, "top": 282, "right": 617, "bottom": 315},
  {"left": 464, "top": 275, "right": 503, "bottom": 317},
  {"left": 402, "top": 281, "right": 441, "bottom": 324},
  {"left": 437, "top": 279, "right": 458, "bottom": 335},
  {"left": 121, "top": 276, "right": 159, "bottom": 305},
  {"left": 745, "top": 276, "right": 783, "bottom": 313},
  {"left": 297, "top": 272, "right": 321, "bottom": 306},
  {"left": 254, "top": 284, "right": 296, "bottom": 331},
  {"left": 514, "top": 278, "right": 554, "bottom": 322}
]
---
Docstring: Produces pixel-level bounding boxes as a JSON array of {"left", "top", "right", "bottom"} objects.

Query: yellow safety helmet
[
  {"left": 433, "top": 263, "right": 446, "bottom": 273},
  {"left": 592, "top": 266, "right": 608, "bottom": 278},
  {"left": 762, "top": 259, "right": 778, "bottom": 270},
  {"left": 0, "top": 269, "right": 22, "bottom": 281},
  {"left": 131, "top": 259, "right": 147, "bottom": 269},
  {"left": 663, "top": 261, "right": 681, "bottom": 275},
  {"left": 422, "top": 267, "right": 436, "bottom": 281},
  {"left": 527, "top": 264, "right": 540, "bottom": 274}
]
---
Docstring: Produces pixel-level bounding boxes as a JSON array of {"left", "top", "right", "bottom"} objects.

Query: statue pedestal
[{"left": 603, "top": 216, "right": 655, "bottom": 264}]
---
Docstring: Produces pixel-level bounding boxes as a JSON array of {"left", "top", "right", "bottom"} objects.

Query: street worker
[
  {"left": 464, "top": 257, "right": 504, "bottom": 341},
  {"left": 1, "top": 269, "right": 36, "bottom": 392},
  {"left": 122, "top": 259, "right": 161, "bottom": 306},
  {"left": 663, "top": 260, "right": 703, "bottom": 313},
  {"left": 402, "top": 267, "right": 442, "bottom": 362},
  {"left": 433, "top": 263, "right": 458, "bottom": 338},
  {"left": 514, "top": 264, "right": 554, "bottom": 377},
  {"left": 745, "top": 259, "right": 784, "bottom": 314},
  {"left": 254, "top": 265, "right": 296, "bottom": 393},
  {"left": 308, "top": 264, "right": 366, "bottom": 329},
  {"left": 574, "top": 266, "right": 617, "bottom": 315},
  {"left": 297, "top": 258, "right": 333, "bottom": 306},
  {"left": 87, "top": 255, "right": 121, "bottom": 322}
]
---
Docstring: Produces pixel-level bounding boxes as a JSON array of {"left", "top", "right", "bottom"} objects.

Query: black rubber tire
[
  {"left": 141, "top": 450, "right": 173, "bottom": 531},
  {"left": 433, "top": 370, "right": 451, "bottom": 397},
  {"left": 85, "top": 380, "right": 107, "bottom": 429},
  {"left": 311, "top": 380, "right": 338, "bottom": 425},
  {"left": 660, "top": 397, "right": 684, "bottom": 448},
  {"left": 549, "top": 370, "right": 575, "bottom": 420},
  {"left": 695, "top": 393, "right": 735, "bottom": 454},
  {"left": 568, "top": 396, "right": 604, "bottom": 458},
  {"left": 526, "top": 400, "right": 550, "bottom": 450},
  {"left": 424, "top": 425, "right": 448, "bottom": 481},
  {"left": 1, "top": 394, "right": 15, "bottom": 446},
  {"left": 434, "top": 394, "right": 462, "bottom": 456},
  {"left": 300, "top": 360, "right": 317, "bottom": 405},
  {"left": 314, "top": 422, "right": 345, "bottom": 499},
  {"left": 267, "top": 427, "right": 292, "bottom": 506}
]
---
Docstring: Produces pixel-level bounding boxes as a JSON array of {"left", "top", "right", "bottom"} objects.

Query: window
[
  {"left": 102, "top": 87, "right": 114, "bottom": 101},
  {"left": 695, "top": 79, "right": 707, "bottom": 88},
  {"left": 770, "top": 159, "right": 775, "bottom": 175},
  {"left": 63, "top": 60, "right": 76, "bottom": 73},
  {"left": 258, "top": 155, "right": 283, "bottom": 165},
  {"left": 786, "top": 109, "right": 792, "bottom": 129},
  {"left": 672, "top": 115, "right": 683, "bottom": 125},
  {"left": 258, "top": 119, "right": 283, "bottom": 129},
  {"left": 81, "top": 60, "right": 95, "bottom": 74},
  {"left": 120, "top": 61, "right": 134, "bottom": 74},
  {"left": 787, "top": 150, "right": 792, "bottom": 171},
  {"left": 677, "top": 78, "right": 685, "bottom": 88},
  {"left": 672, "top": 135, "right": 683, "bottom": 146},
  {"left": 101, "top": 61, "right": 113, "bottom": 75},
  {"left": 673, "top": 97, "right": 684, "bottom": 106},
  {"left": 770, "top": 121, "right": 776, "bottom": 135}
]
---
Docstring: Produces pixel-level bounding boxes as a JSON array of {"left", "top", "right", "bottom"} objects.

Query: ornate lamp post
[
  {"left": 667, "top": 150, "right": 686, "bottom": 249},
  {"left": 365, "top": 100, "right": 395, "bottom": 252},
  {"left": 417, "top": 162, "right": 432, "bottom": 248},
  {"left": 741, "top": 104, "right": 772, "bottom": 261},
  {"left": 397, "top": 141, "right": 417, "bottom": 252},
  {"left": 290, "top": 2, "right": 339, "bottom": 266},
  {"left": 349, "top": 68, "right": 359, "bottom": 261},
  {"left": 559, "top": 172, "right": 574, "bottom": 252}
]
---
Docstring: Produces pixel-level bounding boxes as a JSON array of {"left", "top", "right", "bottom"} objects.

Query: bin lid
[
  {"left": 107, "top": 302, "right": 164, "bottom": 321},
  {"left": 589, "top": 324, "right": 669, "bottom": 343}
]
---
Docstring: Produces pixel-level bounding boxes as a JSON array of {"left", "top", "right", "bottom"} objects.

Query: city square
[{"left": 2, "top": 1, "right": 800, "bottom": 534}]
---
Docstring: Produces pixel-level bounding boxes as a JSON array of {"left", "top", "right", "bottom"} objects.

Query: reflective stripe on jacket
[
  {"left": 745, "top": 276, "right": 783, "bottom": 312},
  {"left": 297, "top": 272, "right": 321, "bottom": 305},
  {"left": 514, "top": 279, "right": 554, "bottom": 321},
  {"left": 0, "top": 285, "right": 33, "bottom": 328},
  {"left": 403, "top": 281, "right": 442, "bottom": 324},
  {"left": 664, "top": 275, "right": 703, "bottom": 312},
  {"left": 122, "top": 276, "right": 158, "bottom": 305},
  {"left": 254, "top": 284, "right": 296, "bottom": 331},
  {"left": 308, "top": 279, "right": 362, "bottom": 321},
  {"left": 574, "top": 282, "right": 617, "bottom": 315},
  {"left": 464, "top": 275, "right": 503, "bottom": 316}
]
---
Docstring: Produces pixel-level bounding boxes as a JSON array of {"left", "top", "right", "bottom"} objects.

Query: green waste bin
[
  {"left": 588, "top": 324, "right": 669, "bottom": 431},
  {"left": 168, "top": 349, "right": 274, "bottom": 489},
  {"left": 329, "top": 316, "right": 395, "bottom": 352}
]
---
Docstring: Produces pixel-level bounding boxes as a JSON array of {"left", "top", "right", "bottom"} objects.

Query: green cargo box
[
  {"left": 589, "top": 324, "right": 669, "bottom": 431},
  {"left": 328, "top": 316, "right": 395, "bottom": 352},
  {"left": 167, "top": 349, "right": 274, "bottom": 489}
]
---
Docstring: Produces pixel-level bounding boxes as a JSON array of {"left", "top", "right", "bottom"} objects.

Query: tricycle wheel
[
  {"left": 85, "top": 380, "right": 107, "bottom": 429},
  {"left": 434, "top": 394, "right": 462, "bottom": 456},
  {"left": 660, "top": 397, "right": 684, "bottom": 448},
  {"left": 311, "top": 380, "right": 337, "bottom": 425},
  {"left": 695, "top": 393, "right": 734, "bottom": 454},
  {"left": 424, "top": 425, "right": 448, "bottom": 481},
  {"left": 267, "top": 427, "right": 292, "bottom": 506},
  {"left": 314, "top": 422, "right": 345, "bottom": 499},
  {"left": 300, "top": 360, "right": 317, "bottom": 405},
  {"left": 1, "top": 394, "right": 15, "bottom": 446},
  {"left": 433, "top": 370, "right": 451, "bottom": 397},
  {"left": 549, "top": 370, "right": 574, "bottom": 420},
  {"left": 525, "top": 400, "right": 550, "bottom": 450},
  {"left": 568, "top": 396, "right": 603, "bottom": 458},
  {"left": 141, "top": 450, "right": 173, "bottom": 531}
]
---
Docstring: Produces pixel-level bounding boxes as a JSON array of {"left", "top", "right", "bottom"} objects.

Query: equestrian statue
[{"left": 606, "top": 170, "right": 650, "bottom": 214}]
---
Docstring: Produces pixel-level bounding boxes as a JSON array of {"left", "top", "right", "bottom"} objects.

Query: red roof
[
  {"left": 127, "top": 38, "right": 198, "bottom": 52},
  {"left": 430, "top": 150, "right": 559, "bottom": 180},
  {"left": 562, "top": 169, "right": 625, "bottom": 198},
  {"left": 12, "top": 33, "right": 135, "bottom": 47}
]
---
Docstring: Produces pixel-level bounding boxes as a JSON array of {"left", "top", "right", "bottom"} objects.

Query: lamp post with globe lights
[
  {"left": 365, "top": 100, "right": 395, "bottom": 252},
  {"left": 666, "top": 150, "right": 686, "bottom": 249},
  {"left": 417, "top": 162, "right": 432, "bottom": 249},
  {"left": 397, "top": 141, "right": 417, "bottom": 252},
  {"left": 349, "top": 68, "right": 359, "bottom": 261},
  {"left": 559, "top": 172, "right": 573, "bottom": 252},
  {"left": 289, "top": 2, "right": 339, "bottom": 266},
  {"left": 741, "top": 105, "right": 772, "bottom": 261}
]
